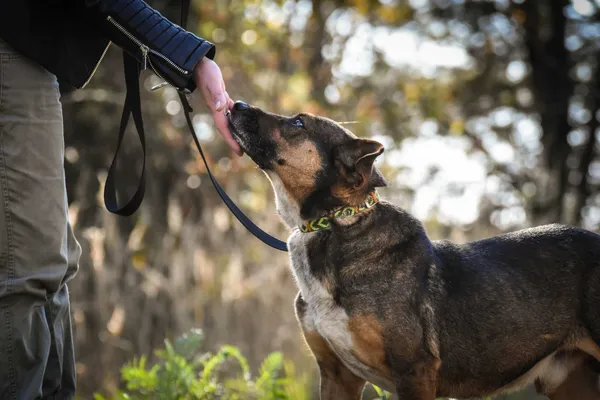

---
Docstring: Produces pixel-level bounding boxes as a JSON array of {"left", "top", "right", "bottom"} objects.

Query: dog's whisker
[{"left": 336, "top": 120, "right": 360, "bottom": 125}]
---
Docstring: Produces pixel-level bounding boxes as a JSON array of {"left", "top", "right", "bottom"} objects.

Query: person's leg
[{"left": 0, "top": 39, "right": 81, "bottom": 399}]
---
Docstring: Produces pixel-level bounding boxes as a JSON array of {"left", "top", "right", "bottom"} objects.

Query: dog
[{"left": 226, "top": 101, "right": 600, "bottom": 400}]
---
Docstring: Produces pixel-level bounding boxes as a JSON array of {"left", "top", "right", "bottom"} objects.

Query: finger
[
  {"left": 213, "top": 89, "right": 227, "bottom": 112},
  {"left": 201, "top": 83, "right": 228, "bottom": 114},
  {"left": 213, "top": 109, "right": 242, "bottom": 156},
  {"left": 224, "top": 91, "right": 235, "bottom": 110},
  {"left": 200, "top": 84, "right": 215, "bottom": 110},
  {"left": 220, "top": 82, "right": 234, "bottom": 111},
  {"left": 201, "top": 70, "right": 227, "bottom": 112}
]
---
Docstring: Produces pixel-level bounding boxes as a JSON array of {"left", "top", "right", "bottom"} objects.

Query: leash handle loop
[{"left": 103, "top": 53, "right": 146, "bottom": 216}]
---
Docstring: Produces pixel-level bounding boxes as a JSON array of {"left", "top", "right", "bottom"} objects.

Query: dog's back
[{"left": 431, "top": 224, "right": 600, "bottom": 397}]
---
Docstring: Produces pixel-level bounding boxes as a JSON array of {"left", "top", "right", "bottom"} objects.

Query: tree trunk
[{"left": 521, "top": 0, "right": 573, "bottom": 225}]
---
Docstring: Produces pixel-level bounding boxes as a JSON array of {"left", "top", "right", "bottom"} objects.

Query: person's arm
[{"left": 83, "top": 0, "right": 241, "bottom": 154}]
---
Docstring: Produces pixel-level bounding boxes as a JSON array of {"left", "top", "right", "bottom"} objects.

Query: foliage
[{"left": 93, "top": 329, "right": 311, "bottom": 400}]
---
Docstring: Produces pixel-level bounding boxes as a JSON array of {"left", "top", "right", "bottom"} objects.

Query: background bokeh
[{"left": 60, "top": 0, "right": 600, "bottom": 398}]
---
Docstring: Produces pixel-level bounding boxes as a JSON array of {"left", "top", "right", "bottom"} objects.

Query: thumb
[{"left": 213, "top": 89, "right": 227, "bottom": 112}]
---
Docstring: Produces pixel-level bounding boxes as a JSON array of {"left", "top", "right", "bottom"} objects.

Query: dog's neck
[
  {"left": 266, "top": 171, "right": 379, "bottom": 232},
  {"left": 265, "top": 172, "right": 305, "bottom": 229}
]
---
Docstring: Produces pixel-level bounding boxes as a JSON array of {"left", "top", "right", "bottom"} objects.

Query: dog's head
[{"left": 227, "top": 101, "right": 386, "bottom": 228}]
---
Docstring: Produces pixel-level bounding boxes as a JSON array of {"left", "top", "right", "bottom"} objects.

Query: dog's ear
[{"left": 334, "top": 138, "right": 386, "bottom": 189}]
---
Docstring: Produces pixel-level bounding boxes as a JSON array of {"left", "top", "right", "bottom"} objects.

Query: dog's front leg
[
  {"left": 392, "top": 359, "right": 439, "bottom": 400},
  {"left": 318, "top": 359, "right": 366, "bottom": 400},
  {"left": 295, "top": 293, "right": 366, "bottom": 399}
]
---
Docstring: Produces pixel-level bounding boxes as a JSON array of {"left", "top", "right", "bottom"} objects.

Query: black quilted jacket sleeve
[{"left": 84, "top": 0, "right": 215, "bottom": 93}]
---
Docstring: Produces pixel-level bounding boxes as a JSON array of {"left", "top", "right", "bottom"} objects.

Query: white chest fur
[
  {"left": 288, "top": 231, "right": 395, "bottom": 392},
  {"left": 288, "top": 230, "right": 352, "bottom": 341}
]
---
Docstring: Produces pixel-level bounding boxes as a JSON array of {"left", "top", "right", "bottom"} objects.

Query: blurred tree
[{"left": 406, "top": 0, "right": 600, "bottom": 229}]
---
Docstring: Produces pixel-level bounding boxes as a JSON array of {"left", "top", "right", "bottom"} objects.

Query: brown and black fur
[{"left": 227, "top": 101, "right": 600, "bottom": 399}]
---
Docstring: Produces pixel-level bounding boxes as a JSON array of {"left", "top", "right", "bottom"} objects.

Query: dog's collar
[{"left": 299, "top": 191, "right": 380, "bottom": 233}]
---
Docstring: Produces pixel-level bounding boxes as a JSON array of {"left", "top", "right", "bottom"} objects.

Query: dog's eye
[{"left": 292, "top": 118, "right": 304, "bottom": 128}]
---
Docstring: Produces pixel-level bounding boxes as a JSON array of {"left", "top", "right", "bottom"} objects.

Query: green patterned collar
[{"left": 299, "top": 191, "right": 380, "bottom": 233}]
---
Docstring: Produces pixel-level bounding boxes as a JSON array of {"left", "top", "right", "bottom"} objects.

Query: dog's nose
[{"left": 233, "top": 101, "right": 250, "bottom": 111}]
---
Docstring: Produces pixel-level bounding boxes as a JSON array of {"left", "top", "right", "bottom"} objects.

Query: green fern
[
  {"left": 255, "top": 352, "right": 284, "bottom": 398},
  {"left": 94, "top": 329, "right": 311, "bottom": 400},
  {"left": 120, "top": 355, "right": 159, "bottom": 396}
]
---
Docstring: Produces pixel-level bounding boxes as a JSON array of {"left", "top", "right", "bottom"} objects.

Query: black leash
[
  {"left": 103, "top": 0, "right": 288, "bottom": 252},
  {"left": 178, "top": 93, "right": 288, "bottom": 251},
  {"left": 103, "top": 52, "right": 146, "bottom": 217}
]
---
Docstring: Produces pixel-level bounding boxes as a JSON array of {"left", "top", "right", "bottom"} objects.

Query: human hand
[{"left": 193, "top": 57, "right": 242, "bottom": 156}]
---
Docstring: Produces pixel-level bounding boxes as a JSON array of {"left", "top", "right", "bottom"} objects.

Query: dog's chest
[
  {"left": 289, "top": 234, "right": 347, "bottom": 338},
  {"left": 288, "top": 233, "right": 394, "bottom": 391}
]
